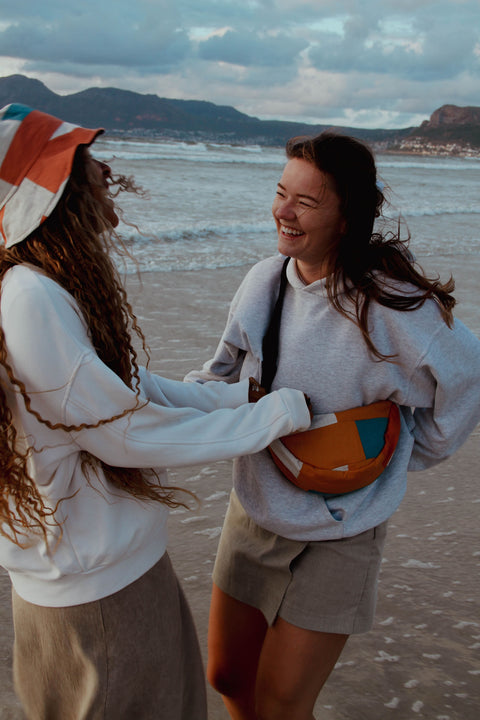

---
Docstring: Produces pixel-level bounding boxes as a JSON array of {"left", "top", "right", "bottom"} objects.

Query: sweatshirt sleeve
[
  {"left": 139, "top": 366, "right": 248, "bottom": 409},
  {"left": 2, "top": 267, "right": 311, "bottom": 471},
  {"left": 66, "top": 355, "right": 311, "bottom": 468},
  {"left": 183, "top": 337, "right": 245, "bottom": 384},
  {"left": 408, "top": 318, "right": 480, "bottom": 470},
  {"left": 184, "top": 258, "right": 283, "bottom": 385},
  {"left": 184, "top": 293, "right": 248, "bottom": 385}
]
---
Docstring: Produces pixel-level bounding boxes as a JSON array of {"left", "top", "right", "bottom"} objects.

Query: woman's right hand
[{"left": 248, "top": 377, "right": 267, "bottom": 403}]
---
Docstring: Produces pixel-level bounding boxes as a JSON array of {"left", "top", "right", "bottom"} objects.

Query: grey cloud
[
  {"left": 308, "top": 15, "right": 479, "bottom": 82},
  {"left": 0, "top": 16, "right": 192, "bottom": 71},
  {"left": 197, "top": 29, "right": 308, "bottom": 68}
]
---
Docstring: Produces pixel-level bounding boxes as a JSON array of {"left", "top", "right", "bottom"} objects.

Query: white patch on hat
[
  {"left": 50, "top": 120, "right": 83, "bottom": 140},
  {"left": 3, "top": 177, "right": 57, "bottom": 248},
  {"left": 0, "top": 118, "right": 22, "bottom": 168},
  {"left": 0, "top": 177, "right": 14, "bottom": 208}
]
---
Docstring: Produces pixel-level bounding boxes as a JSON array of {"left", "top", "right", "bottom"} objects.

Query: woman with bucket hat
[
  {"left": 0, "top": 103, "right": 313, "bottom": 720},
  {"left": 186, "top": 132, "right": 480, "bottom": 719}
]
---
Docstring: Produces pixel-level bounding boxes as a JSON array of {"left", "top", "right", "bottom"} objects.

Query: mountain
[
  {"left": 1, "top": 74, "right": 479, "bottom": 153},
  {"left": 0, "top": 74, "right": 410, "bottom": 146}
]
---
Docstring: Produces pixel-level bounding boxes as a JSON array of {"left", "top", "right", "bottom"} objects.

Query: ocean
[{"left": 93, "top": 136, "right": 480, "bottom": 274}]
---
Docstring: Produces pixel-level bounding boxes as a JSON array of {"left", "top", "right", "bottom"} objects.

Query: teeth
[{"left": 281, "top": 225, "right": 303, "bottom": 236}]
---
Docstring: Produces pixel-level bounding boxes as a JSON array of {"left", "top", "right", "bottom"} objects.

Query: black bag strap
[{"left": 261, "top": 257, "right": 290, "bottom": 392}]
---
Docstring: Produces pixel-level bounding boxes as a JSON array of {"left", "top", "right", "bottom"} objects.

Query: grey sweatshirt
[{"left": 186, "top": 254, "right": 480, "bottom": 541}]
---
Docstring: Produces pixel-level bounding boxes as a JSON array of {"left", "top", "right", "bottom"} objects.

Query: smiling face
[
  {"left": 84, "top": 151, "right": 119, "bottom": 229},
  {"left": 272, "top": 157, "right": 346, "bottom": 283}
]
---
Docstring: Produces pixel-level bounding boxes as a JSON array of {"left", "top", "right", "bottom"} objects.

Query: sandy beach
[{"left": 1, "top": 256, "right": 479, "bottom": 719}]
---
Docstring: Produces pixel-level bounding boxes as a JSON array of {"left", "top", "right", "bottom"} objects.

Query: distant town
[{"left": 1, "top": 75, "right": 479, "bottom": 157}]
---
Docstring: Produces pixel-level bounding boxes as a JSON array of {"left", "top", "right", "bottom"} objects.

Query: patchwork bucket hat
[
  {"left": 0, "top": 103, "right": 103, "bottom": 248},
  {"left": 269, "top": 400, "right": 401, "bottom": 495}
]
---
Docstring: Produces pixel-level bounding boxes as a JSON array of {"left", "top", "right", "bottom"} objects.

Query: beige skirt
[
  {"left": 213, "top": 490, "right": 387, "bottom": 635},
  {"left": 12, "top": 553, "right": 207, "bottom": 720}
]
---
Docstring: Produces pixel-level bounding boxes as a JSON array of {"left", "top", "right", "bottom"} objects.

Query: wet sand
[{"left": 1, "top": 257, "right": 479, "bottom": 719}]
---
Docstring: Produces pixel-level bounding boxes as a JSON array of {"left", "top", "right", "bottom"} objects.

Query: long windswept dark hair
[
  {"left": 0, "top": 146, "right": 192, "bottom": 546},
  {"left": 286, "top": 132, "right": 456, "bottom": 359}
]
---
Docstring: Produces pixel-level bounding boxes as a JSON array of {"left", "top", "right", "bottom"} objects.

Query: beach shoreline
[{"left": 1, "top": 257, "right": 479, "bottom": 719}]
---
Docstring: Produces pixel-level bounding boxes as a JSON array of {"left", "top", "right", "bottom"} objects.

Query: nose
[{"left": 273, "top": 197, "right": 296, "bottom": 220}]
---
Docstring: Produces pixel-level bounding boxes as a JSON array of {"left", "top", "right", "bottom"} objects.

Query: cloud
[
  {"left": 307, "top": 8, "right": 480, "bottom": 81},
  {"left": 0, "top": 0, "right": 478, "bottom": 128},
  {"left": 197, "top": 29, "right": 308, "bottom": 68},
  {"left": 0, "top": 3, "right": 193, "bottom": 71}
]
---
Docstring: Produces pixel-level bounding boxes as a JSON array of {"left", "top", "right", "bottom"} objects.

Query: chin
[
  {"left": 278, "top": 242, "right": 298, "bottom": 259},
  {"left": 104, "top": 203, "right": 119, "bottom": 228}
]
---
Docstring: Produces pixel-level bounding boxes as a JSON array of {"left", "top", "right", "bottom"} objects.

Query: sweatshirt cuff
[
  {"left": 229, "top": 377, "right": 250, "bottom": 407},
  {"left": 275, "top": 387, "right": 312, "bottom": 433}
]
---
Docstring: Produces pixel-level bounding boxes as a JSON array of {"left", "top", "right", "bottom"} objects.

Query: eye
[{"left": 275, "top": 189, "right": 286, "bottom": 198}]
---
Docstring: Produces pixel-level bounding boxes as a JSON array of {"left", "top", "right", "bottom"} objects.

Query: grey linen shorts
[
  {"left": 12, "top": 552, "right": 207, "bottom": 720},
  {"left": 213, "top": 489, "right": 387, "bottom": 635}
]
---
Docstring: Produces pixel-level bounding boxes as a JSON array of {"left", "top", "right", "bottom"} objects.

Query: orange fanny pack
[
  {"left": 262, "top": 258, "right": 400, "bottom": 494},
  {"left": 268, "top": 400, "right": 401, "bottom": 494}
]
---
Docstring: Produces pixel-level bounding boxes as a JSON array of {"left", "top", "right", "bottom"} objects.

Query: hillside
[
  {"left": 1, "top": 74, "right": 479, "bottom": 154},
  {"left": 0, "top": 74, "right": 410, "bottom": 146},
  {"left": 404, "top": 104, "right": 480, "bottom": 151}
]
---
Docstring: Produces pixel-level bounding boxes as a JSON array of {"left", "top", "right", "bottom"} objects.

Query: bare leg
[
  {"left": 207, "top": 584, "right": 268, "bottom": 719},
  {"left": 256, "top": 617, "right": 348, "bottom": 720},
  {"left": 207, "top": 583, "right": 348, "bottom": 720}
]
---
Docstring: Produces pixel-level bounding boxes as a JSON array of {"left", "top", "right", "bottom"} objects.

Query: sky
[{"left": 0, "top": 0, "right": 479, "bottom": 129}]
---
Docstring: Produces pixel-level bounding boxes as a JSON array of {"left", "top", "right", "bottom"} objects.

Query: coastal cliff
[{"left": 397, "top": 104, "right": 480, "bottom": 156}]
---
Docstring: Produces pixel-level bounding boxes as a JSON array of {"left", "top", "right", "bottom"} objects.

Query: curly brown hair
[
  {"left": 0, "top": 146, "right": 192, "bottom": 546},
  {"left": 286, "top": 133, "right": 456, "bottom": 360}
]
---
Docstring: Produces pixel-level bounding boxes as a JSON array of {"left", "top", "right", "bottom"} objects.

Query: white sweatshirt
[
  {"left": 0, "top": 264, "right": 311, "bottom": 606},
  {"left": 186, "top": 254, "right": 480, "bottom": 541}
]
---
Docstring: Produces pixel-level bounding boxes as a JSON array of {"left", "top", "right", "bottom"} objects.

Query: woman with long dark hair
[
  {"left": 186, "top": 132, "right": 480, "bottom": 719},
  {"left": 0, "top": 104, "right": 312, "bottom": 720}
]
